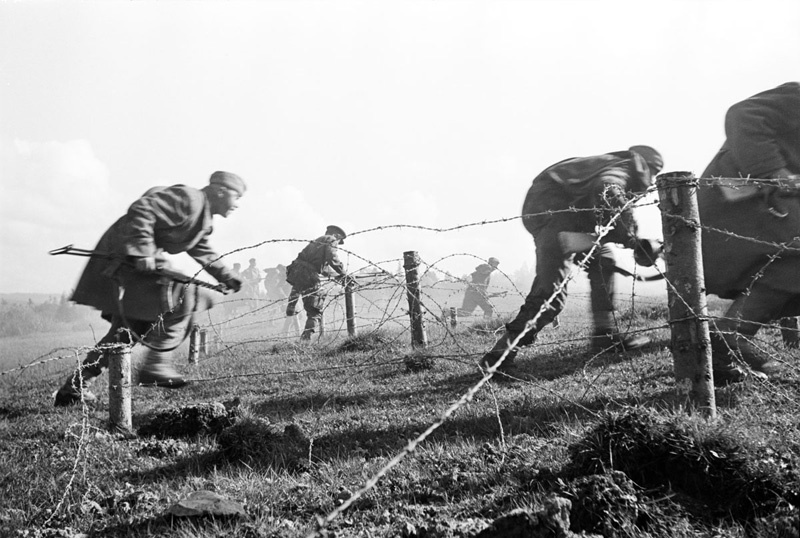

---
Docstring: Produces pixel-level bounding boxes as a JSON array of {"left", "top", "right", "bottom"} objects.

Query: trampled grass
[{"left": 1, "top": 297, "right": 798, "bottom": 537}]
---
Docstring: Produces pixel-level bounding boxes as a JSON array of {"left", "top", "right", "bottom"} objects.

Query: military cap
[
  {"left": 488, "top": 257, "right": 500, "bottom": 267},
  {"left": 209, "top": 171, "right": 247, "bottom": 196},
  {"left": 326, "top": 225, "right": 347, "bottom": 243},
  {"left": 628, "top": 146, "right": 664, "bottom": 175}
]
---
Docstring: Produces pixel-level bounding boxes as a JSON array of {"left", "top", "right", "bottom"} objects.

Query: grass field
[{"left": 1, "top": 281, "right": 798, "bottom": 537}]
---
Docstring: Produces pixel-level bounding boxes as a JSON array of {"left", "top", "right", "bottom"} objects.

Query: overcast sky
[{"left": 1, "top": 0, "right": 798, "bottom": 295}]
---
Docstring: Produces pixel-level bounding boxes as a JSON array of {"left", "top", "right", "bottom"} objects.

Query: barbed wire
[{"left": 3, "top": 175, "right": 799, "bottom": 531}]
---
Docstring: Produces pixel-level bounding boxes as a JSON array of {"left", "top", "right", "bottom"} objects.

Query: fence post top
[{"left": 656, "top": 171, "right": 696, "bottom": 181}]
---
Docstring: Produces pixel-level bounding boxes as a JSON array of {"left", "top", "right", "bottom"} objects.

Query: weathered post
[
  {"left": 189, "top": 324, "right": 200, "bottom": 364},
  {"left": 199, "top": 328, "right": 208, "bottom": 356},
  {"left": 345, "top": 280, "right": 357, "bottom": 337},
  {"left": 449, "top": 307, "right": 458, "bottom": 328},
  {"left": 780, "top": 316, "right": 800, "bottom": 348},
  {"left": 107, "top": 344, "right": 133, "bottom": 434},
  {"left": 657, "top": 171, "right": 716, "bottom": 418},
  {"left": 403, "top": 251, "right": 428, "bottom": 347}
]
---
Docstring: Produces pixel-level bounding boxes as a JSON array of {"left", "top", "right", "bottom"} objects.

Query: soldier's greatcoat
[
  {"left": 698, "top": 82, "right": 800, "bottom": 315},
  {"left": 71, "top": 185, "right": 234, "bottom": 320}
]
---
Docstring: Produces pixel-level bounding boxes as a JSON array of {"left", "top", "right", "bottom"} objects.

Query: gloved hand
[
  {"left": 134, "top": 256, "right": 157, "bottom": 272},
  {"left": 633, "top": 238, "right": 661, "bottom": 267},
  {"left": 224, "top": 277, "right": 243, "bottom": 293}
]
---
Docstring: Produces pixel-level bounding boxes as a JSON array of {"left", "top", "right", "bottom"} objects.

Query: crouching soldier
[
  {"left": 285, "top": 225, "right": 350, "bottom": 341},
  {"left": 53, "top": 171, "right": 246, "bottom": 406},
  {"left": 698, "top": 82, "right": 800, "bottom": 384},
  {"left": 481, "top": 146, "right": 664, "bottom": 370},
  {"left": 457, "top": 257, "right": 501, "bottom": 319}
]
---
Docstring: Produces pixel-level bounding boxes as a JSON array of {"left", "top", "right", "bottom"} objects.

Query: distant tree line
[{"left": 0, "top": 293, "right": 94, "bottom": 337}]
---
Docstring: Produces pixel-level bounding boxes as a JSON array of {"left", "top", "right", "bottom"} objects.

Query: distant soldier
[
  {"left": 457, "top": 257, "right": 501, "bottom": 319},
  {"left": 263, "top": 264, "right": 291, "bottom": 301},
  {"left": 698, "top": 81, "right": 800, "bottom": 383},
  {"left": 241, "top": 258, "right": 265, "bottom": 304},
  {"left": 224, "top": 262, "right": 245, "bottom": 316},
  {"left": 285, "top": 225, "right": 350, "bottom": 340},
  {"left": 481, "top": 146, "right": 663, "bottom": 370},
  {"left": 53, "top": 171, "right": 245, "bottom": 406}
]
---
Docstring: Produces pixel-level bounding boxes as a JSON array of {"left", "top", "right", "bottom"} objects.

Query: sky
[{"left": 1, "top": 0, "right": 798, "bottom": 295}]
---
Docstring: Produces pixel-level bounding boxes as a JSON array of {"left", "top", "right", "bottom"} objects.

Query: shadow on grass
[{"left": 122, "top": 385, "right": 688, "bottom": 486}]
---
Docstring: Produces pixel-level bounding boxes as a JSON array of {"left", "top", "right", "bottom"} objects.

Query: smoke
[{"left": 1, "top": 138, "right": 114, "bottom": 292}]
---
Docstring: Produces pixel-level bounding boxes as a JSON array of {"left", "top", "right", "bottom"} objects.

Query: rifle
[
  {"left": 49, "top": 244, "right": 229, "bottom": 294},
  {"left": 556, "top": 232, "right": 665, "bottom": 282},
  {"left": 487, "top": 291, "right": 508, "bottom": 299}
]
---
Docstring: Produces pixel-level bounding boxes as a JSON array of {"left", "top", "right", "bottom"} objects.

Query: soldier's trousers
[
  {"left": 287, "top": 285, "right": 326, "bottom": 340},
  {"left": 506, "top": 220, "right": 617, "bottom": 344},
  {"left": 59, "top": 313, "right": 190, "bottom": 393},
  {"left": 458, "top": 287, "right": 493, "bottom": 318}
]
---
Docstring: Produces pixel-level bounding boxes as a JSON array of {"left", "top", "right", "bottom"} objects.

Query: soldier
[
  {"left": 53, "top": 171, "right": 245, "bottom": 406},
  {"left": 481, "top": 146, "right": 663, "bottom": 370},
  {"left": 698, "top": 82, "right": 800, "bottom": 384},
  {"left": 457, "top": 257, "right": 501, "bottom": 319},
  {"left": 285, "top": 225, "right": 350, "bottom": 340},
  {"left": 241, "top": 258, "right": 265, "bottom": 305}
]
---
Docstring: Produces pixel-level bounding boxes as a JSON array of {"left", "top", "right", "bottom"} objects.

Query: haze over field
[{"left": 2, "top": 0, "right": 798, "bottom": 294}]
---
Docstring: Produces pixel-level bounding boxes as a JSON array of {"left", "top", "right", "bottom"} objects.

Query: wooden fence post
[
  {"left": 345, "top": 280, "right": 357, "bottom": 337},
  {"left": 657, "top": 171, "right": 716, "bottom": 418},
  {"left": 200, "top": 328, "right": 208, "bottom": 355},
  {"left": 189, "top": 324, "right": 200, "bottom": 364},
  {"left": 780, "top": 317, "right": 800, "bottom": 348},
  {"left": 107, "top": 344, "right": 133, "bottom": 434},
  {"left": 449, "top": 307, "right": 458, "bottom": 328},
  {"left": 403, "top": 251, "right": 428, "bottom": 348}
]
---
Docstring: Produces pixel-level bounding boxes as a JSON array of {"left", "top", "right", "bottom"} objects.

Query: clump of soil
[
  {"left": 403, "top": 351, "right": 435, "bottom": 372},
  {"left": 559, "top": 471, "right": 694, "bottom": 537},
  {"left": 568, "top": 407, "right": 797, "bottom": 522},
  {"left": 330, "top": 331, "right": 397, "bottom": 354},
  {"left": 476, "top": 496, "right": 594, "bottom": 538},
  {"left": 137, "top": 399, "right": 240, "bottom": 439},
  {"left": 216, "top": 416, "right": 310, "bottom": 471}
]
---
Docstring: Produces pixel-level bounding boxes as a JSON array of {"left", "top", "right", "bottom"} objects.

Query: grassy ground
[{"left": 1, "top": 291, "right": 798, "bottom": 537}]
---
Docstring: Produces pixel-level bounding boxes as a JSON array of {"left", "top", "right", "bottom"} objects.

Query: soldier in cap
[
  {"left": 53, "top": 171, "right": 246, "bottom": 406},
  {"left": 481, "top": 146, "right": 663, "bottom": 370},
  {"left": 457, "top": 257, "right": 501, "bottom": 319},
  {"left": 285, "top": 225, "right": 351, "bottom": 340},
  {"left": 697, "top": 82, "right": 800, "bottom": 384}
]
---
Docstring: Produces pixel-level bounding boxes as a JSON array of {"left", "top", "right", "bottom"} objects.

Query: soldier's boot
[
  {"left": 710, "top": 331, "right": 774, "bottom": 384},
  {"left": 591, "top": 328, "right": 651, "bottom": 354},
  {"left": 54, "top": 373, "right": 98, "bottom": 407},
  {"left": 480, "top": 330, "right": 536, "bottom": 370},
  {"left": 53, "top": 349, "right": 104, "bottom": 407},
  {"left": 137, "top": 350, "right": 188, "bottom": 388},
  {"left": 300, "top": 313, "right": 321, "bottom": 341}
]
